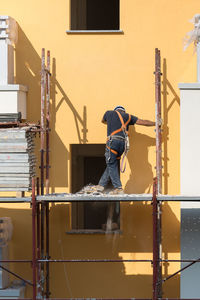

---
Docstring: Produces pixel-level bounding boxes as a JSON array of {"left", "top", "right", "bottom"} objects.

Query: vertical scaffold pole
[
  {"left": 153, "top": 48, "right": 163, "bottom": 299},
  {"left": 46, "top": 202, "right": 50, "bottom": 298},
  {"left": 45, "top": 50, "right": 51, "bottom": 298},
  {"left": 46, "top": 50, "right": 50, "bottom": 195},
  {"left": 36, "top": 177, "right": 41, "bottom": 297},
  {"left": 40, "top": 48, "right": 45, "bottom": 297},
  {"left": 152, "top": 177, "right": 159, "bottom": 300},
  {"left": 155, "top": 48, "right": 162, "bottom": 194},
  {"left": 41, "top": 48, "right": 45, "bottom": 196},
  {"left": 32, "top": 178, "right": 37, "bottom": 300}
]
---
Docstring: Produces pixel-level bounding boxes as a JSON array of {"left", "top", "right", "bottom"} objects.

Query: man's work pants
[{"left": 98, "top": 139, "right": 125, "bottom": 189}]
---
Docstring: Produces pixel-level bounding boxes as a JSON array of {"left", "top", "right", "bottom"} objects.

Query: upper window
[{"left": 70, "top": 0, "right": 120, "bottom": 31}]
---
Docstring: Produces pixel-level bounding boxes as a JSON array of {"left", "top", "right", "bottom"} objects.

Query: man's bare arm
[
  {"left": 102, "top": 118, "right": 107, "bottom": 124},
  {"left": 136, "top": 119, "right": 155, "bottom": 126}
]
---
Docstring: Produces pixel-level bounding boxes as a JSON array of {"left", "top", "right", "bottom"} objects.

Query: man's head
[{"left": 114, "top": 105, "right": 126, "bottom": 113}]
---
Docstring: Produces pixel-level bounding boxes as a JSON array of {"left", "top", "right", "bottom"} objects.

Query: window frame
[{"left": 67, "top": 0, "right": 123, "bottom": 34}]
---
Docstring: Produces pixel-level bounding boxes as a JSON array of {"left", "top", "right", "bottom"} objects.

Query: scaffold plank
[
  {"left": 0, "top": 197, "right": 31, "bottom": 202},
  {"left": 36, "top": 193, "right": 153, "bottom": 202},
  {"left": 36, "top": 193, "right": 200, "bottom": 202}
]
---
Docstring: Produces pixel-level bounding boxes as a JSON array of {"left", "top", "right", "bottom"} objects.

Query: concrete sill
[
  {"left": 0, "top": 84, "right": 28, "bottom": 92},
  {"left": 66, "top": 30, "right": 124, "bottom": 34},
  {"left": 179, "top": 83, "right": 200, "bottom": 90},
  {"left": 66, "top": 229, "right": 122, "bottom": 234}
]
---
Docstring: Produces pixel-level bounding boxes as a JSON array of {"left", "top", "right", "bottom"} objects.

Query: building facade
[{"left": 0, "top": 0, "right": 199, "bottom": 298}]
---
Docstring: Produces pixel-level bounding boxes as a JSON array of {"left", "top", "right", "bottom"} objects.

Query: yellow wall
[{"left": 0, "top": 0, "right": 198, "bottom": 298}]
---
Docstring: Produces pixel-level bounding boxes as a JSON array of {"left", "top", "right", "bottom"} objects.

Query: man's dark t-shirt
[{"left": 103, "top": 110, "right": 138, "bottom": 137}]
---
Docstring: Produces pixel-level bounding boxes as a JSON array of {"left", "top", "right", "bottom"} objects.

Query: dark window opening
[
  {"left": 70, "top": 144, "right": 120, "bottom": 231},
  {"left": 70, "top": 0, "right": 120, "bottom": 31}
]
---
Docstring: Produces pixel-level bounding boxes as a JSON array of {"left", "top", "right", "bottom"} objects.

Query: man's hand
[{"left": 136, "top": 119, "right": 155, "bottom": 126}]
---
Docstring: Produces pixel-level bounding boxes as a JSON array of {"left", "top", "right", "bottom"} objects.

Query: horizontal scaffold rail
[
  {"left": 1, "top": 193, "right": 200, "bottom": 203},
  {"left": 9, "top": 298, "right": 200, "bottom": 300},
  {"left": 0, "top": 196, "right": 31, "bottom": 202},
  {"left": 36, "top": 193, "right": 200, "bottom": 202},
  {"left": 0, "top": 258, "right": 200, "bottom": 263}
]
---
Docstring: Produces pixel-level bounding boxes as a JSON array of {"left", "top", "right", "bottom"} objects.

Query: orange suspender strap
[
  {"left": 106, "top": 145, "right": 121, "bottom": 159},
  {"left": 106, "top": 111, "right": 132, "bottom": 166},
  {"left": 125, "top": 114, "right": 131, "bottom": 127},
  {"left": 114, "top": 111, "right": 131, "bottom": 173},
  {"left": 110, "top": 111, "right": 125, "bottom": 136},
  {"left": 109, "top": 127, "right": 122, "bottom": 137},
  {"left": 116, "top": 111, "right": 131, "bottom": 128},
  {"left": 116, "top": 110, "right": 126, "bottom": 129},
  {"left": 110, "top": 111, "right": 131, "bottom": 136}
]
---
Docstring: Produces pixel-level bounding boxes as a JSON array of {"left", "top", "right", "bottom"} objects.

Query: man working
[{"left": 92, "top": 105, "right": 155, "bottom": 194}]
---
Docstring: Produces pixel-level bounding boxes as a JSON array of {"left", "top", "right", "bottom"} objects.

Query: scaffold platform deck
[{"left": 1, "top": 193, "right": 200, "bottom": 203}]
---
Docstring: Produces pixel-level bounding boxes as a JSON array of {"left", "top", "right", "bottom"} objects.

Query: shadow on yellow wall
[
  {"left": 51, "top": 58, "right": 88, "bottom": 145},
  {"left": 125, "top": 126, "right": 155, "bottom": 194},
  {"left": 124, "top": 57, "right": 180, "bottom": 196},
  {"left": 50, "top": 58, "right": 88, "bottom": 192},
  {"left": 15, "top": 26, "right": 88, "bottom": 192}
]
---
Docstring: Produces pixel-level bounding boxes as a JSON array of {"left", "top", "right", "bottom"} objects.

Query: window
[
  {"left": 70, "top": 0, "right": 120, "bottom": 31},
  {"left": 70, "top": 144, "right": 120, "bottom": 232}
]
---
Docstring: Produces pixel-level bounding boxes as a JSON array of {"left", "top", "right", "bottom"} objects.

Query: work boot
[
  {"left": 109, "top": 188, "right": 124, "bottom": 195},
  {"left": 91, "top": 185, "right": 104, "bottom": 193},
  {"left": 77, "top": 184, "right": 104, "bottom": 194}
]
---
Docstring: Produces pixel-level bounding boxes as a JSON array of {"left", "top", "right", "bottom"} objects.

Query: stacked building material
[
  {"left": 0, "top": 127, "right": 36, "bottom": 191},
  {"left": 0, "top": 113, "right": 21, "bottom": 123}
]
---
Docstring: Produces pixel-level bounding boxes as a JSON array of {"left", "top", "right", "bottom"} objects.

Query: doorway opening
[{"left": 70, "top": 144, "right": 120, "bottom": 232}]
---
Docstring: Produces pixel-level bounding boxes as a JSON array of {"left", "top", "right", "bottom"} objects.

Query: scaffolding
[{"left": 0, "top": 48, "right": 199, "bottom": 300}]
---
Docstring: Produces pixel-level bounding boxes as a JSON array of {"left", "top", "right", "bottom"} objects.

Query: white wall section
[
  {"left": 179, "top": 83, "right": 200, "bottom": 298},
  {"left": 0, "top": 16, "right": 27, "bottom": 119}
]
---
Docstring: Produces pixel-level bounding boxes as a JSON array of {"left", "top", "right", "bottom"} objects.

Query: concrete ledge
[
  {"left": 0, "top": 85, "right": 28, "bottom": 92},
  {"left": 66, "top": 30, "right": 124, "bottom": 34},
  {"left": 179, "top": 83, "right": 200, "bottom": 90},
  {"left": 0, "top": 282, "right": 25, "bottom": 298}
]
